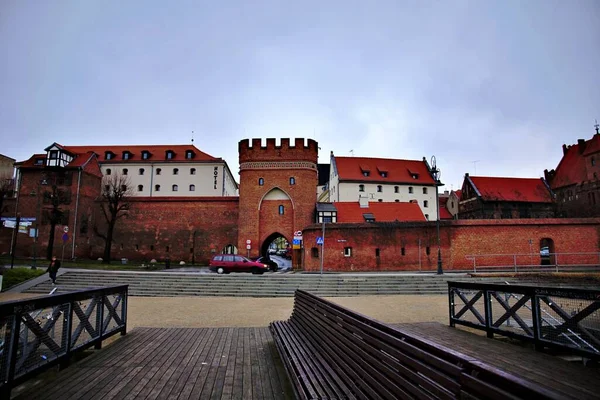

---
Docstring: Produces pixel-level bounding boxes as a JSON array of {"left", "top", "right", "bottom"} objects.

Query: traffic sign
[
  {"left": 62, "top": 232, "right": 69, "bottom": 243},
  {"left": 63, "top": 226, "right": 69, "bottom": 233},
  {"left": 294, "top": 230, "right": 303, "bottom": 237},
  {"left": 246, "top": 244, "right": 251, "bottom": 250},
  {"left": 316, "top": 236, "right": 324, "bottom": 245},
  {"left": 246, "top": 239, "right": 251, "bottom": 245}
]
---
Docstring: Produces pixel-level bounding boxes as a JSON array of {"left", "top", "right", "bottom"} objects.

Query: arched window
[
  {"left": 424, "top": 200, "right": 429, "bottom": 208},
  {"left": 156, "top": 168, "right": 162, "bottom": 175},
  {"left": 189, "top": 184, "right": 195, "bottom": 191},
  {"left": 106, "top": 168, "right": 112, "bottom": 175},
  {"left": 423, "top": 187, "right": 428, "bottom": 194},
  {"left": 377, "top": 185, "right": 383, "bottom": 192},
  {"left": 279, "top": 205, "right": 284, "bottom": 215},
  {"left": 394, "top": 186, "right": 399, "bottom": 193},
  {"left": 359, "top": 184, "right": 365, "bottom": 192},
  {"left": 173, "top": 168, "right": 179, "bottom": 175},
  {"left": 123, "top": 168, "right": 128, "bottom": 175},
  {"left": 190, "top": 168, "right": 196, "bottom": 175},
  {"left": 290, "top": 177, "right": 296, "bottom": 185},
  {"left": 155, "top": 184, "right": 161, "bottom": 192},
  {"left": 139, "top": 168, "right": 145, "bottom": 175},
  {"left": 172, "top": 184, "right": 178, "bottom": 192},
  {"left": 408, "top": 186, "right": 413, "bottom": 194},
  {"left": 258, "top": 178, "right": 264, "bottom": 186},
  {"left": 137, "top": 185, "right": 143, "bottom": 192}
]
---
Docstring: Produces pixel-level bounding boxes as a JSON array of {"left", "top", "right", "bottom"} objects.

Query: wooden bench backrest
[{"left": 291, "top": 290, "right": 564, "bottom": 400}]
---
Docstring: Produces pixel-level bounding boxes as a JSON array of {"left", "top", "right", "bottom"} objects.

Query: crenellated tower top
[{"left": 239, "top": 138, "right": 319, "bottom": 164}]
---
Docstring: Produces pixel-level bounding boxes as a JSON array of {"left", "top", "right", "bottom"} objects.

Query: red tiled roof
[
  {"left": 439, "top": 205, "right": 453, "bottom": 220},
  {"left": 469, "top": 176, "right": 552, "bottom": 203},
  {"left": 454, "top": 190, "right": 462, "bottom": 200},
  {"left": 334, "top": 201, "right": 426, "bottom": 223},
  {"left": 549, "top": 139, "right": 597, "bottom": 190},
  {"left": 15, "top": 154, "right": 47, "bottom": 168},
  {"left": 63, "top": 144, "right": 220, "bottom": 163},
  {"left": 335, "top": 156, "right": 435, "bottom": 184}
]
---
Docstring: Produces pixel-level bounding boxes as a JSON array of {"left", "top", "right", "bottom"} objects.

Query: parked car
[
  {"left": 255, "top": 256, "right": 278, "bottom": 272},
  {"left": 209, "top": 254, "right": 270, "bottom": 274}
]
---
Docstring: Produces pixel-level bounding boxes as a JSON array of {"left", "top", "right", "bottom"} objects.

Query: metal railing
[
  {"left": 448, "top": 281, "right": 600, "bottom": 360},
  {"left": 0, "top": 285, "right": 128, "bottom": 398},
  {"left": 464, "top": 252, "right": 600, "bottom": 273}
]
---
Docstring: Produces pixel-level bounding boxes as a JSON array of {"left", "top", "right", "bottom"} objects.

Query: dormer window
[
  {"left": 408, "top": 169, "right": 419, "bottom": 179},
  {"left": 44, "top": 144, "right": 73, "bottom": 168},
  {"left": 105, "top": 151, "right": 114, "bottom": 160},
  {"left": 122, "top": 151, "right": 132, "bottom": 160},
  {"left": 363, "top": 213, "right": 375, "bottom": 222},
  {"left": 142, "top": 150, "right": 151, "bottom": 160},
  {"left": 360, "top": 165, "right": 371, "bottom": 177},
  {"left": 377, "top": 167, "right": 388, "bottom": 178},
  {"left": 185, "top": 150, "right": 194, "bottom": 159},
  {"left": 34, "top": 158, "right": 44, "bottom": 166},
  {"left": 49, "top": 150, "right": 58, "bottom": 159},
  {"left": 166, "top": 150, "right": 175, "bottom": 160},
  {"left": 380, "top": 172, "right": 387, "bottom": 177}
]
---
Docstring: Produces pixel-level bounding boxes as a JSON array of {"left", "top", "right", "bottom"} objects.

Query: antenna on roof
[
  {"left": 349, "top": 149, "right": 354, "bottom": 156},
  {"left": 595, "top": 119, "right": 599, "bottom": 135},
  {"left": 191, "top": 131, "right": 194, "bottom": 144},
  {"left": 472, "top": 160, "right": 480, "bottom": 175}
]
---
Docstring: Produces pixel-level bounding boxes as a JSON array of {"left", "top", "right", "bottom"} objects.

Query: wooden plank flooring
[
  {"left": 393, "top": 322, "right": 600, "bottom": 400},
  {"left": 16, "top": 327, "right": 294, "bottom": 400}
]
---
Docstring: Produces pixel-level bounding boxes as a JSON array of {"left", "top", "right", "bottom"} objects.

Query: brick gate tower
[{"left": 238, "top": 138, "right": 318, "bottom": 268}]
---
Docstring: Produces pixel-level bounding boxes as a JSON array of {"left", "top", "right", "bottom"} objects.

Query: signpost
[
  {"left": 246, "top": 239, "right": 251, "bottom": 258},
  {"left": 318, "top": 221, "right": 325, "bottom": 275},
  {"left": 61, "top": 229, "right": 69, "bottom": 262}
]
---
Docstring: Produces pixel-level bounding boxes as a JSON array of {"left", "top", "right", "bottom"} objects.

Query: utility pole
[
  {"left": 10, "top": 214, "right": 21, "bottom": 269},
  {"left": 320, "top": 220, "right": 325, "bottom": 275}
]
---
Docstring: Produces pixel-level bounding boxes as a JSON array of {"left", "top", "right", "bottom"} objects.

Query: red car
[{"left": 209, "top": 254, "right": 270, "bottom": 275}]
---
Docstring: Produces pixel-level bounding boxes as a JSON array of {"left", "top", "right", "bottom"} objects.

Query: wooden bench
[{"left": 270, "top": 290, "right": 568, "bottom": 400}]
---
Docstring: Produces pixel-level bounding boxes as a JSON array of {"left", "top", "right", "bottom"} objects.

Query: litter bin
[
  {"left": 165, "top": 257, "right": 171, "bottom": 269},
  {"left": 121, "top": 258, "right": 128, "bottom": 265}
]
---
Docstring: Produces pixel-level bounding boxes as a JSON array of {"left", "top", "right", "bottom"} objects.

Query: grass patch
[{"left": 1, "top": 267, "right": 46, "bottom": 291}]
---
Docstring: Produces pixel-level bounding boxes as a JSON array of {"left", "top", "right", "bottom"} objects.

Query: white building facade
[{"left": 329, "top": 153, "right": 441, "bottom": 220}]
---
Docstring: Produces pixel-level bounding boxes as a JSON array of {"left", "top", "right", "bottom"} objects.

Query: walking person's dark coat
[{"left": 47, "top": 256, "right": 61, "bottom": 284}]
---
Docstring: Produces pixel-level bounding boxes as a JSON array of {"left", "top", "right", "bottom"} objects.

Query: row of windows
[
  {"left": 258, "top": 177, "right": 295, "bottom": 186},
  {"left": 106, "top": 167, "right": 197, "bottom": 176},
  {"left": 135, "top": 184, "right": 197, "bottom": 192},
  {"left": 105, "top": 150, "right": 196, "bottom": 161},
  {"left": 359, "top": 185, "right": 428, "bottom": 194}
]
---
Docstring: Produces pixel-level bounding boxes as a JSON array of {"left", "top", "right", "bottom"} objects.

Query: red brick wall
[
  {"left": 301, "top": 219, "right": 600, "bottom": 272},
  {"left": 91, "top": 197, "right": 239, "bottom": 263},
  {"left": 0, "top": 168, "right": 102, "bottom": 260},
  {"left": 238, "top": 138, "right": 318, "bottom": 260}
]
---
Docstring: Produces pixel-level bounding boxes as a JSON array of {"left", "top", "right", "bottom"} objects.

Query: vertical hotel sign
[
  {"left": 214, "top": 166, "right": 219, "bottom": 190},
  {"left": 293, "top": 230, "right": 302, "bottom": 249}
]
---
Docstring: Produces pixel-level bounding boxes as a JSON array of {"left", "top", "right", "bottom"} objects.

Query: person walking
[{"left": 47, "top": 256, "right": 61, "bottom": 284}]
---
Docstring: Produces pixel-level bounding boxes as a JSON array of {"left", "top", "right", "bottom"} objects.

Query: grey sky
[{"left": 1, "top": 0, "right": 599, "bottom": 190}]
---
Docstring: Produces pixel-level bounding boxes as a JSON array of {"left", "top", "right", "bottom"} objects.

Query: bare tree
[
  {"left": 95, "top": 172, "right": 134, "bottom": 264},
  {"left": 0, "top": 174, "right": 13, "bottom": 217},
  {"left": 45, "top": 184, "right": 65, "bottom": 260}
]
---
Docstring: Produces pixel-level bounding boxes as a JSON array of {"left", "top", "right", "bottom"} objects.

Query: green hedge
[{"left": 1, "top": 268, "right": 46, "bottom": 291}]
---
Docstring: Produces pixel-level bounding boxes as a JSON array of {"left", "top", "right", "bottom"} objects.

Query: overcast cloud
[{"left": 1, "top": 0, "right": 599, "bottom": 190}]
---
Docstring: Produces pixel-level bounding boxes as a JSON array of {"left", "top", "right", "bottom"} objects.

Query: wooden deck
[
  {"left": 394, "top": 322, "right": 600, "bottom": 400},
  {"left": 17, "top": 327, "right": 294, "bottom": 400},
  {"left": 14, "top": 323, "right": 600, "bottom": 400}
]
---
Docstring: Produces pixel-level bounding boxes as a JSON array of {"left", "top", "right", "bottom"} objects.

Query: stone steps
[{"left": 22, "top": 270, "right": 519, "bottom": 297}]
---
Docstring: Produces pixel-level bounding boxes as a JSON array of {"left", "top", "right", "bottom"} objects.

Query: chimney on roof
[
  {"left": 577, "top": 139, "right": 586, "bottom": 154},
  {"left": 359, "top": 195, "right": 369, "bottom": 208},
  {"left": 562, "top": 144, "right": 568, "bottom": 155},
  {"left": 443, "top": 190, "right": 449, "bottom": 195},
  {"left": 595, "top": 119, "right": 599, "bottom": 135}
]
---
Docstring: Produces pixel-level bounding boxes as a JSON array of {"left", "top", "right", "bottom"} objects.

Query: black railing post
[
  {"left": 531, "top": 294, "right": 543, "bottom": 351},
  {"left": 95, "top": 294, "right": 104, "bottom": 350},
  {"left": 60, "top": 302, "right": 74, "bottom": 370},
  {"left": 483, "top": 289, "right": 494, "bottom": 338},
  {"left": 121, "top": 288, "right": 128, "bottom": 336},
  {"left": 448, "top": 283, "right": 455, "bottom": 327}
]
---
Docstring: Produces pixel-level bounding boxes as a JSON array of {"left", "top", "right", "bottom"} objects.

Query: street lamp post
[
  {"left": 31, "top": 179, "right": 47, "bottom": 269},
  {"left": 431, "top": 156, "right": 443, "bottom": 275}
]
